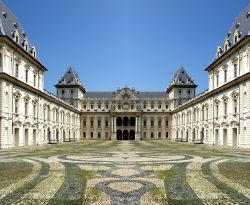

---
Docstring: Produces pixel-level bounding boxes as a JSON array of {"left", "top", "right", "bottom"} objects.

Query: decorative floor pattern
[{"left": 0, "top": 140, "right": 249, "bottom": 205}]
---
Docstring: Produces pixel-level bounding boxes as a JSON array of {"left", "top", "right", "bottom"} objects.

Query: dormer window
[
  {"left": 246, "top": 11, "right": 250, "bottom": 18},
  {"left": 22, "top": 39, "right": 28, "bottom": 51},
  {"left": 234, "top": 30, "right": 241, "bottom": 44},
  {"left": 12, "top": 30, "right": 19, "bottom": 44},
  {"left": 216, "top": 47, "right": 223, "bottom": 58},
  {"left": 2, "top": 11, "right": 7, "bottom": 19},
  {"left": 31, "top": 47, "right": 36, "bottom": 58},
  {"left": 224, "top": 39, "right": 231, "bottom": 52},
  {"left": 235, "top": 22, "right": 240, "bottom": 29}
]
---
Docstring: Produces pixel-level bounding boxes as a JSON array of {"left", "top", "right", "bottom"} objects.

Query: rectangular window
[
  {"left": 216, "top": 74, "right": 219, "bottom": 87},
  {"left": 151, "top": 104, "right": 154, "bottom": 109},
  {"left": 0, "top": 53, "right": 2, "bottom": 68},
  {"left": 91, "top": 132, "right": 93, "bottom": 139},
  {"left": 158, "top": 120, "right": 161, "bottom": 127},
  {"left": 33, "top": 74, "right": 36, "bottom": 87},
  {"left": 234, "top": 64, "right": 237, "bottom": 78},
  {"left": 70, "top": 89, "right": 74, "bottom": 94},
  {"left": 105, "top": 120, "right": 109, "bottom": 127},
  {"left": 216, "top": 104, "right": 219, "bottom": 117},
  {"left": 151, "top": 132, "right": 154, "bottom": 138},
  {"left": 90, "top": 120, "right": 94, "bottom": 127},
  {"left": 33, "top": 104, "right": 36, "bottom": 118},
  {"left": 166, "top": 132, "right": 169, "bottom": 138},
  {"left": 25, "top": 70, "right": 28, "bottom": 83},
  {"left": 158, "top": 132, "right": 161, "bottom": 138},
  {"left": 144, "top": 132, "right": 146, "bottom": 138},
  {"left": 105, "top": 132, "right": 108, "bottom": 139},
  {"left": 224, "top": 101, "right": 227, "bottom": 116},
  {"left": 158, "top": 104, "right": 161, "bottom": 109},
  {"left": 83, "top": 120, "right": 86, "bottom": 127},
  {"left": 131, "top": 104, "right": 134, "bottom": 109},
  {"left": 166, "top": 120, "right": 169, "bottom": 127},
  {"left": 166, "top": 104, "right": 169, "bottom": 109},
  {"left": 224, "top": 69, "right": 227, "bottom": 83},
  {"left": 143, "top": 104, "right": 147, "bottom": 109},
  {"left": 98, "top": 120, "right": 101, "bottom": 127},
  {"left": 143, "top": 120, "right": 147, "bottom": 127},
  {"left": 178, "top": 89, "right": 182, "bottom": 94},
  {"left": 91, "top": 104, "right": 94, "bottom": 109},
  {"left": 234, "top": 99, "right": 237, "bottom": 114},
  {"left": 105, "top": 104, "right": 109, "bottom": 109},
  {"left": 118, "top": 104, "right": 121, "bottom": 110},
  {"left": 15, "top": 99, "right": 19, "bottom": 114},
  {"left": 15, "top": 64, "right": 19, "bottom": 78},
  {"left": 98, "top": 132, "right": 101, "bottom": 139},
  {"left": 151, "top": 119, "right": 154, "bottom": 127},
  {"left": 25, "top": 102, "right": 28, "bottom": 115}
]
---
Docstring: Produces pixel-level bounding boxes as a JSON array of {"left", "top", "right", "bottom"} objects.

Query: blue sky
[{"left": 4, "top": 0, "right": 250, "bottom": 93}]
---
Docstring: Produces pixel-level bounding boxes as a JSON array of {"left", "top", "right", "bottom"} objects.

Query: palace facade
[{"left": 0, "top": 1, "right": 249, "bottom": 149}]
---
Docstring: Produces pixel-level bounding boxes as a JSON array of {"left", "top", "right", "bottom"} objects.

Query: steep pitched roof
[
  {"left": 0, "top": 0, "right": 39, "bottom": 61},
  {"left": 166, "top": 66, "right": 197, "bottom": 93},
  {"left": 210, "top": 4, "right": 250, "bottom": 63},
  {"left": 56, "top": 66, "right": 84, "bottom": 88}
]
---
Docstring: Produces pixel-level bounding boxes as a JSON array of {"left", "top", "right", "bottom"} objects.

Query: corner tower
[
  {"left": 166, "top": 66, "right": 197, "bottom": 108},
  {"left": 55, "top": 66, "right": 85, "bottom": 108}
]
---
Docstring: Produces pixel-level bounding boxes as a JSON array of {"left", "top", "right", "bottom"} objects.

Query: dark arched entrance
[
  {"left": 117, "top": 130, "right": 122, "bottom": 140},
  {"left": 123, "top": 130, "right": 129, "bottom": 140},
  {"left": 116, "top": 117, "right": 122, "bottom": 127},
  {"left": 129, "top": 130, "right": 135, "bottom": 140},
  {"left": 123, "top": 117, "right": 129, "bottom": 127},
  {"left": 200, "top": 128, "right": 204, "bottom": 143},
  {"left": 130, "top": 117, "right": 135, "bottom": 126}
]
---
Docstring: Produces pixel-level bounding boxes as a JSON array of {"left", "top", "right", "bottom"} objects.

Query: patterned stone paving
[{"left": 0, "top": 140, "right": 249, "bottom": 204}]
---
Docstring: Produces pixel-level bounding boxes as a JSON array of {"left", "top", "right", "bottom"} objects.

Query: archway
[
  {"left": 56, "top": 129, "right": 59, "bottom": 142},
  {"left": 200, "top": 128, "right": 204, "bottom": 143},
  {"left": 123, "top": 130, "right": 129, "bottom": 140},
  {"left": 130, "top": 117, "right": 135, "bottom": 127},
  {"left": 123, "top": 117, "right": 129, "bottom": 127},
  {"left": 192, "top": 129, "right": 195, "bottom": 142},
  {"left": 116, "top": 117, "right": 122, "bottom": 127},
  {"left": 116, "top": 130, "right": 122, "bottom": 140},
  {"left": 33, "top": 129, "right": 37, "bottom": 145},
  {"left": 129, "top": 130, "right": 135, "bottom": 140},
  {"left": 47, "top": 128, "right": 51, "bottom": 143}
]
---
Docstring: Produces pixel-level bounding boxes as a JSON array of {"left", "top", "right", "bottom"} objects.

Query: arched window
[
  {"left": 224, "top": 39, "right": 231, "bottom": 52},
  {"left": 22, "top": 39, "right": 29, "bottom": 51},
  {"left": 216, "top": 47, "right": 223, "bottom": 58},
  {"left": 234, "top": 30, "right": 241, "bottom": 44},
  {"left": 12, "top": 30, "right": 19, "bottom": 44},
  {"left": 31, "top": 47, "right": 36, "bottom": 58}
]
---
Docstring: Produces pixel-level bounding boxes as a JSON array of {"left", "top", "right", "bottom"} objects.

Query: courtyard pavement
[{"left": 0, "top": 140, "right": 249, "bottom": 205}]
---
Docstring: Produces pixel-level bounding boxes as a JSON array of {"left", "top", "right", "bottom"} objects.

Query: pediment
[{"left": 114, "top": 87, "right": 137, "bottom": 100}]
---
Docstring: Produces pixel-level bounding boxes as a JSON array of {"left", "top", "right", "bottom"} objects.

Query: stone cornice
[
  {"left": 0, "top": 36, "right": 47, "bottom": 72},
  {"left": 0, "top": 72, "right": 80, "bottom": 113},
  {"left": 172, "top": 72, "right": 250, "bottom": 114}
]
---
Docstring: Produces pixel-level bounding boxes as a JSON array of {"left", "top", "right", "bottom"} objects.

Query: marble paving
[{"left": 0, "top": 140, "right": 249, "bottom": 205}]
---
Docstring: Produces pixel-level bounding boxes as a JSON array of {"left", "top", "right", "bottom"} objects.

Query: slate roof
[
  {"left": 0, "top": 0, "right": 39, "bottom": 61},
  {"left": 217, "top": 4, "right": 250, "bottom": 58},
  {"left": 56, "top": 66, "right": 84, "bottom": 88},
  {"left": 84, "top": 91, "right": 168, "bottom": 99},
  {"left": 166, "top": 66, "right": 197, "bottom": 92}
]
